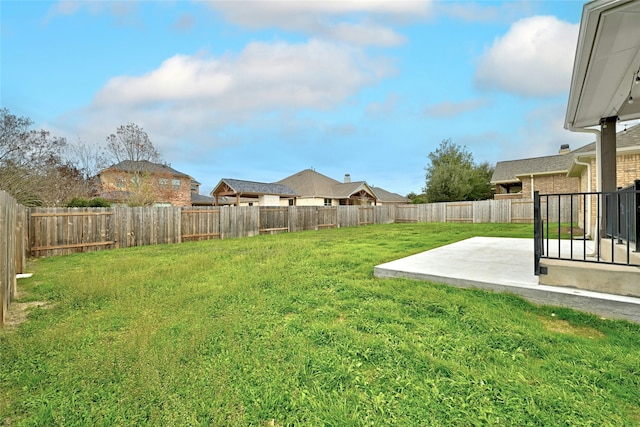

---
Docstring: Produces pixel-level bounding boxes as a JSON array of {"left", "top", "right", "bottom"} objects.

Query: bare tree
[
  {"left": 103, "top": 123, "right": 164, "bottom": 206},
  {"left": 0, "top": 108, "right": 70, "bottom": 206},
  {"left": 105, "top": 123, "right": 161, "bottom": 166}
]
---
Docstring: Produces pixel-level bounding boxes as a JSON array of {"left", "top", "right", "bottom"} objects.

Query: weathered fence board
[
  {"left": 1, "top": 191, "right": 27, "bottom": 326},
  {"left": 182, "top": 207, "right": 221, "bottom": 241},
  {"left": 30, "top": 208, "right": 115, "bottom": 257},
  {"left": 24, "top": 198, "right": 555, "bottom": 259}
]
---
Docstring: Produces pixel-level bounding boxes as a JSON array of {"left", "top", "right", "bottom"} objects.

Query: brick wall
[
  {"left": 98, "top": 170, "right": 191, "bottom": 207},
  {"left": 521, "top": 173, "right": 580, "bottom": 199}
]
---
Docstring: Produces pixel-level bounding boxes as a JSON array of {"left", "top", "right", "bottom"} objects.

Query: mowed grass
[{"left": 1, "top": 223, "right": 639, "bottom": 426}]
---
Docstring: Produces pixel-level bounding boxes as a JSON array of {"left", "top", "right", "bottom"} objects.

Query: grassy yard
[{"left": 1, "top": 223, "right": 639, "bottom": 426}]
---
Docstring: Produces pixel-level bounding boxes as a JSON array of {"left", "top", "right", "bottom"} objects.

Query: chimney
[
  {"left": 344, "top": 174, "right": 351, "bottom": 183},
  {"left": 558, "top": 144, "right": 570, "bottom": 155}
]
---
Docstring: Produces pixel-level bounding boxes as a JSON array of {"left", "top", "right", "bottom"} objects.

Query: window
[
  {"left": 171, "top": 179, "right": 181, "bottom": 190},
  {"left": 288, "top": 199, "right": 294, "bottom": 206},
  {"left": 159, "top": 178, "right": 169, "bottom": 188},
  {"left": 116, "top": 177, "right": 126, "bottom": 189},
  {"left": 324, "top": 198, "right": 332, "bottom": 206}
]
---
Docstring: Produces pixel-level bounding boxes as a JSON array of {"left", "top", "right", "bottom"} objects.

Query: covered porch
[{"left": 544, "top": 0, "right": 640, "bottom": 296}]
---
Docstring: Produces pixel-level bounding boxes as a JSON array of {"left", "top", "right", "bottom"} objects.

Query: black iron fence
[
  {"left": 534, "top": 183, "right": 640, "bottom": 275},
  {"left": 606, "top": 180, "right": 640, "bottom": 252}
]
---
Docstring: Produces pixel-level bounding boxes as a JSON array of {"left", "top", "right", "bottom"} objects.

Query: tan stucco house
[
  {"left": 210, "top": 169, "right": 408, "bottom": 207},
  {"left": 276, "top": 169, "right": 379, "bottom": 206}
]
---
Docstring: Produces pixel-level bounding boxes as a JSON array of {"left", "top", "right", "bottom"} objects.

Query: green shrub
[
  {"left": 88, "top": 197, "right": 110, "bottom": 207},
  {"left": 66, "top": 197, "right": 111, "bottom": 207},
  {"left": 66, "top": 197, "right": 90, "bottom": 207}
]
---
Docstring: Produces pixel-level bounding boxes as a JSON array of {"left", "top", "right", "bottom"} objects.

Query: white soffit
[{"left": 565, "top": 0, "right": 640, "bottom": 129}]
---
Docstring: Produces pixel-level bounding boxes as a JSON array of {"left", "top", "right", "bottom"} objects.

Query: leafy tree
[
  {"left": 407, "top": 192, "right": 427, "bottom": 204},
  {"left": 423, "top": 139, "right": 494, "bottom": 202}
]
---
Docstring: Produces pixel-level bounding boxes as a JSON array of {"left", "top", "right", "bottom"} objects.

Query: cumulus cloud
[
  {"left": 475, "top": 16, "right": 579, "bottom": 97},
  {"left": 423, "top": 98, "right": 490, "bottom": 117},
  {"left": 93, "top": 40, "right": 395, "bottom": 111},
  {"left": 75, "top": 39, "right": 396, "bottom": 160},
  {"left": 205, "top": 1, "right": 433, "bottom": 46}
]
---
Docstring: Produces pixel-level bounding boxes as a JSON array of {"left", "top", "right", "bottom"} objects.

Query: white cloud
[
  {"left": 206, "top": 1, "right": 432, "bottom": 46},
  {"left": 423, "top": 99, "right": 490, "bottom": 118},
  {"left": 93, "top": 40, "right": 395, "bottom": 111},
  {"left": 436, "top": 1, "right": 534, "bottom": 24},
  {"left": 71, "top": 39, "right": 396, "bottom": 162},
  {"left": 475, "top": 16, "right": 579, "bottom": 97}
]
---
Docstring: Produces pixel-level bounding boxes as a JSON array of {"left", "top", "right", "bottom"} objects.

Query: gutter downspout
[
  {"left": 566, "top": 125, "right": 601, "bottom": 256},
  {"left": 573, "top": 157, "right": 592, "bottom": 239}
]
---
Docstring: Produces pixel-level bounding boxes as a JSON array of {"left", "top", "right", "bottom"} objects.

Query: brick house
[
  {"left": 491, "top": 124, "right": 640, "bottom": 200},
  {"left": 94, "top": 160, "right": 212, "bottom": 207}
]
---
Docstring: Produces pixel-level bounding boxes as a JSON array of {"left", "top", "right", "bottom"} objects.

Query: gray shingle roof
[
  {"left": 191, "top": 193, "right": 216, "bottom": 205},
  {"left": 371, "top": 187, "right": 409, "bottom": 203},
  {"left": 107, "top": 160, "right": 191, "bottom": 178},
  {"left": 215, "top": 178, "right": 297, "bottom": 196},
  {"left": 491, "top": 124, "right": 640, "bottom": 184}
]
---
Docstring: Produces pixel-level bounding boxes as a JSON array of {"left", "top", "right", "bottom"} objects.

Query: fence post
[{"left": 533, "top": 191, "right": 545, "bottom": 275}]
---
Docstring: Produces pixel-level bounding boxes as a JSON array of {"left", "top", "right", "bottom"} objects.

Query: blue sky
[{"left": 1, "top": 1, "right": 615, "bottom": 195}]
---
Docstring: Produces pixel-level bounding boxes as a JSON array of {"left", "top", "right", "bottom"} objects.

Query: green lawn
[{"left": 1, "top": 223, "right": 639, "bottom": 426}]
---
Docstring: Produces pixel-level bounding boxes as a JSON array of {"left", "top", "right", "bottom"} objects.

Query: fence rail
[
  {"left": 23, "top": 198, "right": 554, "bottom": 258},
  {"left": 1, "top": 191, "right": 27, "bottom": 326}
]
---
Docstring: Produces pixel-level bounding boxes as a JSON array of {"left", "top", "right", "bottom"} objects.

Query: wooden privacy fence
[
  {"left": 1, "top": 191, "right": 27, "bottom": 326},
  {"left": 26, "top": 198, "right": 576, "bottom": 258}
]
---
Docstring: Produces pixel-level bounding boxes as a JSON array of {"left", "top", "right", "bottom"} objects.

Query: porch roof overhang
[{"left": 565, "top": 0, "right": 640, "bottom": 130}]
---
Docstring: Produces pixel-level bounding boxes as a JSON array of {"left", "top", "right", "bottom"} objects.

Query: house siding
[{"left": 521, "top": 174, "right": 580, "bottom": 199}]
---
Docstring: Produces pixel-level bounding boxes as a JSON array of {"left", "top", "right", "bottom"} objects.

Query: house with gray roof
[
  {"left": 491, "top": 124, "right": 640, "bottom": 200},
  {"left": 210, "top": 169, "right": 407, "bottom": 207},
  {"left": 210, "top": 178, "right": 297, "bottom": 206},
  {"left": 95, "top": 160, "right": 216, "bottom": 207}
]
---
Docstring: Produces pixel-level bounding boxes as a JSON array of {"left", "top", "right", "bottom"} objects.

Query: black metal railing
[
  {"left": 606, "top": 180, "right": 640, "bottom": 252},
  {"left": 534, "top": 183, "right": 640, "bottom": 275}
]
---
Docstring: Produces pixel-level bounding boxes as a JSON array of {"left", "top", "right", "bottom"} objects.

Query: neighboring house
[
  {"left": 94, "top": 160, "right": 211, "bottom": 207},
  {"left": 276, "top": 169, "right": 380, "bottom": 206},
  {"left": 210, "top": 178, "right": 297, "bottom": 206},
  {"left": 210, "top": 169, "right": 408, "bottom": 207},
  {"left": 491, "top": 124, "right": 640, "bottom": 200}
]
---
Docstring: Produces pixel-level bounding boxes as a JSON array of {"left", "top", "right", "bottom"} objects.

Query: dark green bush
[
  {"left": 66, "top": 197, "right": 111, "bottom": 207},
  {"left": 66, "top": 197, "right": 90, "bottom": 207},
  {"left": 89, "top": 198, "right": 111, "bottom": 207}
]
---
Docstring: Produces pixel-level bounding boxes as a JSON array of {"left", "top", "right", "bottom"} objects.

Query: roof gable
[{"left": 276, "top": 169, "right": 341, "bottom": 198}]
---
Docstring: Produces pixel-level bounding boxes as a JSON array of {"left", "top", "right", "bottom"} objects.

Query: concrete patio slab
[{"left": 374, "top": 237, "right": 640, "bottom": 324}]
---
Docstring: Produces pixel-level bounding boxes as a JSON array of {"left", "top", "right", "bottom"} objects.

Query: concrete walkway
[{"left": 374, "top": 237, "right": 640, "bottom": 324}]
